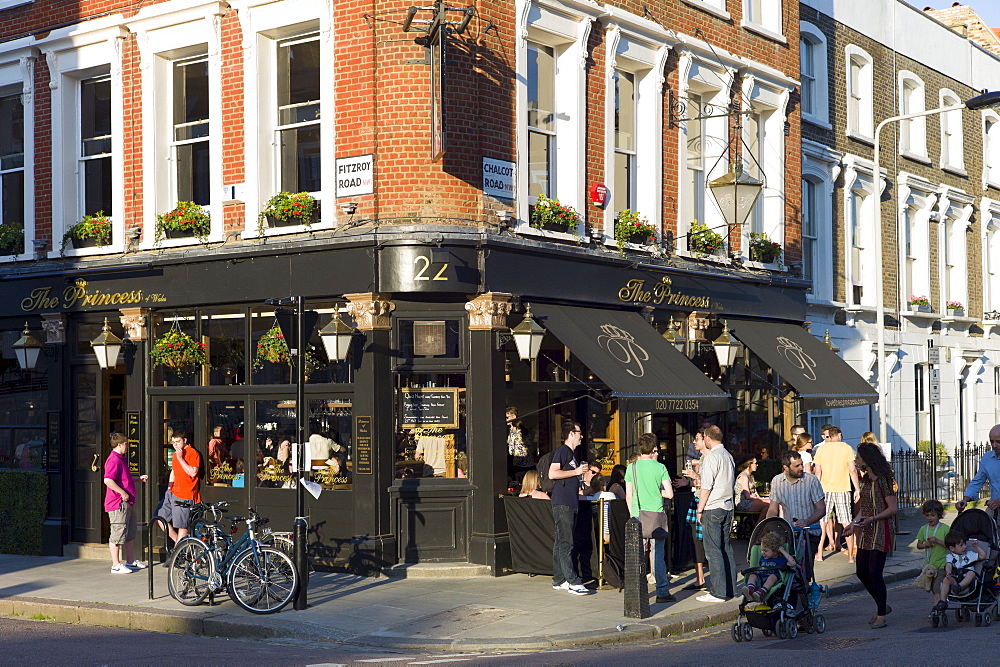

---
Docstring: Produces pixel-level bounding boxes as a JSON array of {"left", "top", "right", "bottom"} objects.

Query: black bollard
[
  {"left": 624, "top": 517, "right": 650, "bottom": 619},
  {"left": 293, "top": 516, "right": 308, "bottom": 610}
]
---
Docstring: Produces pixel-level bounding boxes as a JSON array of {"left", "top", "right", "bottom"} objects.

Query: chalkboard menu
[{"left": 400, "top": 388, "right": 460, "bottom": 428}]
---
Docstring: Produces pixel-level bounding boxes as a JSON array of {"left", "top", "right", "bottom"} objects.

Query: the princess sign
[
  {"left": 482, "top": 157, "right": 515, "bottom": 200},
  {"left": 336, "top": 154, "right": 374, "bottom": 198}
]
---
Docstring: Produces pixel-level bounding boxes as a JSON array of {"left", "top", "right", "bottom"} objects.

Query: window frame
[
  {"left": 898, "top": 71, "right": 927, "bottom": 160},
  {"left": 845, "top": 46, "right": 873, "bottom": 142},
  {"left": 984, "top": 110, "right": 1000, "bottom": 190},
  {"left": 742, "top": 0, "right": 784, "bottom": 42},
  {"left": 801, "top": 138, "right": 840, "bottom": 303},
  {"left": 939, "top": 89, "right": 965, "bottom": 173},
  {"left": 938, "top": 186, "right": 974, "bottom": 316},
  {"left": 842, "top": 156, "right": 877, "bottom": 309},
  {"left": 799, "top": 22, "right": 829, "bottom": 127},
  {"left": 982, "top": 197, "right": 1000, "bottom": 318},
  {"left": 233, "top": 0, "right": 330, "bottom": 239},
  {"left": 895, "top": 172, "right": 934, "bottom": 314}
]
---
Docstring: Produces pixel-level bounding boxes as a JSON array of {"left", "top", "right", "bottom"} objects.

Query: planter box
[
  {"left": 69, "top": 236, "right": 109, "bottom": 249},
  {"left": 163, "top": 228, "right": 198, "bottom": 240},
  {"left": 0, "top": 244, "right": 19, "bottom": 255},
  {"left": 947, "top": 309, "right": 965, "bottom": 317},
  {"left": 265, "top": 209, "right": 318, "bottom": 228},
  {"left": 627, "top": 232, "right": 654, "bottom": 245},
  {"left": 750, "top": 252, "right": 781, "bottom": 264},
  {"left": 911, "top": 304, "right": 932, "bottom": 313}
]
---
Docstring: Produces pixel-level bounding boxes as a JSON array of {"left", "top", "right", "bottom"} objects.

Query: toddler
[
  {"left": 915, "top": 499, "right": 949, "bottom": 605},
  {"left": 743, "top": 531, "right": 796, "bottom": 602},
  {"left": 935, "top": 530, "right": 987, "bottom": 610}
]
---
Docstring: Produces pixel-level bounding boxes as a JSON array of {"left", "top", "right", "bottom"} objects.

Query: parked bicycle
[{"left": 166, "top": 501, "right": 299, "bottom": 614}]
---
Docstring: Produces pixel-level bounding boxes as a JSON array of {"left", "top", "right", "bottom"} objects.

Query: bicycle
[{"left": 166, "top": 501, "right": 300, "bottom": 614}]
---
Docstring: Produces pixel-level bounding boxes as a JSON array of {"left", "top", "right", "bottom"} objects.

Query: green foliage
[
  {"left": 150, "top": 330, "right": 208, "bottom": 370},
  {"left": 257, "top": 191, "right": 317, "bottom": 235},
  {"left": 613, "top": 209, "right": 657, "bottom": 253},
  {"left": 0, "top": 471, "right": 48, "bottom": 555},
  {"left": 155, "top": 201, "right": 211, "bottom": 242},
  {"left": 529, "top": 195, "right": 581, "bottom": 231},
  {"left": 917, "top": 440, "right": 948, "bottom": 465},
  {"left": 748, "top": 231, "right": 782, "bottom": 263},
  {"left": 0, "top": 223, "right": 24, "bottom": 254},
  {"left": 65, "top": 212, "right": 113, "bottom": 244},
  {"left": 687, "top": 220, "right": 724, "bottom": 255}
]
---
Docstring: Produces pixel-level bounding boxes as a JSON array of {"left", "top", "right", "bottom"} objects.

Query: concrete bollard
[{"left": 623, "top": 517, "right": 650, "bottom": 619}]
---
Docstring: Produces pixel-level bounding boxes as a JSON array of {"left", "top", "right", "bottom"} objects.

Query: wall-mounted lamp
[
  {"left": 708, "top": 161, "right": 763, "bottom": 230},
  {"left": 338, "top": 202, "right": 359, "bottom": 216},
  {"left": 90, "top": 317, "right": 124, "bottom": 369},
  {"left": 13, "top": 323, "right": 43, "bottom": 371},
  {"left": 511, "top": 304, "right": 545, "bottom": 361},
  {"left": 318, "top": 311, "right": 355, "bottom": 361},
  {"left": 712, "top": 320, "right": 737, "bottom": 368}
]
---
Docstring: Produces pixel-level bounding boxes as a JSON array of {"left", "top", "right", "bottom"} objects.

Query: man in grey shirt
[{"left": 696, "top": 425, "right": 736, "bottom": 602}]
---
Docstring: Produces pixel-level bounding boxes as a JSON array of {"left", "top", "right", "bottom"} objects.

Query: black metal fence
[{"left": 890, "top": 441, "right": 991, "bottom": 508}]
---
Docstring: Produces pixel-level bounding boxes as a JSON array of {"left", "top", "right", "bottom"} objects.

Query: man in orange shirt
[{"left": 155, "top": 432, "right": 201, "bottom": 544}]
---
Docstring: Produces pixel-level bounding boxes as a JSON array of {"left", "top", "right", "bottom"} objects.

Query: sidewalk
[{"left": 0, "top": 510, "right": 934, "bottom": 650}]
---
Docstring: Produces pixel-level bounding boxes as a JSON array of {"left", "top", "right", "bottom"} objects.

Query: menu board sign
[{"left": 400, "top": 388, "right": 459, "bottom": 429}]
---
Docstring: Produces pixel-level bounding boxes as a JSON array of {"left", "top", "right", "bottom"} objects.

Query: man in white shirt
[{"left": 696, "top": 425, "right": 736, "bottom": 603}]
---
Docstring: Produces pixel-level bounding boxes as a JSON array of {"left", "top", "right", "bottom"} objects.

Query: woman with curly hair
[{"left": 845, "top": 442, "right": 898, "bottom": 629}]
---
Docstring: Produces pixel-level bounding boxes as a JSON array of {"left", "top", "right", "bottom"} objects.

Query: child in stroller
[
  {"left": 742, "top": 530, "right": 797, "bottom": 602},
  {"left": 935, "top": 531, "right": 987, "bottom": 609}
]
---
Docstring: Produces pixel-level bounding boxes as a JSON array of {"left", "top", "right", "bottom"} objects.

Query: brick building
[
  {"left": 0, "top": 0, "right": 873, "bottom": 570},
  {"left": 800, "top": 0, "right": 1000, "bottom": 464}
]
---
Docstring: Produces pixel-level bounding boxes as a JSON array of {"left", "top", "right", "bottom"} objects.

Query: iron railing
[{"left": 890, "top": 441, "right": 991, "bottom": 508}]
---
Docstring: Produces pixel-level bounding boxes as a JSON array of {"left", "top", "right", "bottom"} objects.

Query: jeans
[
  {"left": 701, "top": 508, "right": 736, "bottom": 599},
  {"left": 652, "top": 535, "right": 670, "bottom": 597},
  {"left": 552, "top": 503, "right": 581, "bottom": 587}
]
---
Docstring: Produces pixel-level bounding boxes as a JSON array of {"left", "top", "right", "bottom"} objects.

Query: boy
[
  {"left": 935, "top": 530, "right": 988, "bottom": 610},
  {"left": 915, "top": 500, "right": 949, "bottom": 605},
  {"left": 742, "top": 531, "right": 796, "bottom": 602}
]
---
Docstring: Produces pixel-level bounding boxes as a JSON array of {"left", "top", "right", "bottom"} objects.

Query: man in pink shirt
[{"left": 104, "top": 432, "right": 148, "bottom": 574}]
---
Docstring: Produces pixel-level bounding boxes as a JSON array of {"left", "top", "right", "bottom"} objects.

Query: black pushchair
[
  {"left": 930, "top": 507, "right": 1000, "bottom": 628},
  {"left": 731, "top": 517, "right": 827, "bottom": 641}
]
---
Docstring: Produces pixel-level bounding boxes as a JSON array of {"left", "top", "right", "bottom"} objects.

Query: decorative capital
[
  {"left": 345, "top": 292, "right": 395, "bottom": 331},
  {"left": 119, "top": 307, "right": 149, "bottom": 341},
  {"left": 40, "top": 313, "right": 66, "bottom": 344},
  {"left": 466, "top": 293, "right": 513, "bottom": 330}
]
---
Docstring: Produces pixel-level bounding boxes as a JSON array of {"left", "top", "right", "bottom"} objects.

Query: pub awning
[
  {"left": 728, "top": 319, "right": 878, "bottom": 411},
  {"left": 530, "top": 304, "right": 731, "bottom": 412}
]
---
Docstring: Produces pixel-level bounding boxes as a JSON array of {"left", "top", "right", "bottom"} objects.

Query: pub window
[
  {"left": 254, "top": 398, "right": 353, "bottom": 491},
  {"left": 172, "top": 56, "right": 211, "bottom": 206},
  {"left": 204, "top": 400, "right": 245, "bottom": 488},
  {"left": 202, "top": 308, "right": 246, "bottom": 386},
  {"left": 152, "top": 312, "right": 201, "bottom": 387},
  {"left": 276, "top": 34, "right": 321, "bottom": 194},
  {"left": 0, "top": 90, "right": 25, "bottom": 247},
  {"left": 395, "top": 374, "right": 467, "bottom": 480},
  {"left": 154, "top": 400, "right": 195, "bottom": 486},
  {"left": 79, "top": 74, "right": 112, "bottom": 219},
  {"left": 0, "top": 328, "right": 48, "bottom": 468}
]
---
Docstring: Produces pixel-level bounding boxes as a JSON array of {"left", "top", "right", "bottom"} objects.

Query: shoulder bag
[{"left": 631, "top": 462, "right": 670, "bottom": 539}]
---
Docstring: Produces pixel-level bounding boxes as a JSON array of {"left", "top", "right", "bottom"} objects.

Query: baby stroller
[
  {"left": 929, "top": 507, "right": 1000, "bottom": 628},
  {"left": 731, "top": 517, "right": 827, "bottom": 642}
]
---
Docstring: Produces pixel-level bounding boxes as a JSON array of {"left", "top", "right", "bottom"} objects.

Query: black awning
[
  {"left": 530, "top": 304, "right": 730, "bottom": 412},
  {"left": 728, "top": 319, "right": 878, "bottom": 411}
]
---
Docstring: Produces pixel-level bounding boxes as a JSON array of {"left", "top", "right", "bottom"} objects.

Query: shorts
[
  {"left": 823, "top": 491, "right": 853, "bottom": 523},
  {"left": 156, "top": 489, "right": 192, "bottom": 530},
  {"left": 108, "top": 503, "right": 137, "bottom": 544}
]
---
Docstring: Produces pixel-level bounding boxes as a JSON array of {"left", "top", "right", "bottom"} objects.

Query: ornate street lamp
[
  {"left": 318, "top": 311, "right": 354, "bottom": 361},
  {"left": 511, "top": 304, "right": 545, "bottom": 361},
  {"left": 708, "top": 161, "right": 764, "bottom": 229},
  {"left": 90, "top": 318, "right": 123, "bottom": 369},
  {"left": 712, "top": 320, "right": 737, "bottom": 369},
  {"left": 12, "top": 323, "right": 43, "bottom": 371}
]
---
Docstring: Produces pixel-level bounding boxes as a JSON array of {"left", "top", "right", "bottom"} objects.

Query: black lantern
[
  {"left": 318, "top": 311, "right": 354, "bottom": 361},
  {"left": 90, "top": 317, "right": 123, "bottom": 369},
  {"left": 13, "top": 323, "right": 43, "bottom": 371},
  {"left": 511, "top": 304, "right": 545, "bottom": 361}
]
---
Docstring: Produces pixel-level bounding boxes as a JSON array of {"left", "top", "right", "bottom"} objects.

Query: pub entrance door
[{"left": 71, "top": 364, "right": 126, "bottom": 543}]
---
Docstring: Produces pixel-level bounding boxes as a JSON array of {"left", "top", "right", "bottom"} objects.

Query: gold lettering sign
[
  {"left": 19, "top": 278, "right": 166, "bottom": 312},
  {"left": 617, "top": 276, "right": 712, "bottom": 309}
]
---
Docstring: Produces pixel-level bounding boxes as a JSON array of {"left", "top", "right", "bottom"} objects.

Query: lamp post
[{"left": 872, "top": 90, "right": 1000, "bottom": 446}]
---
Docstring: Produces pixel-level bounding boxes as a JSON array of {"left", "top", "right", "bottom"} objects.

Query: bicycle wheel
[
  {"left": 269, "top": 535, "right": 310, "bottom": 586},
  {"left": 227, "top": 546, "right": 299, "bottom": 614},
  {"left": 167, "top": 538, "right": 214, "bottom": 606}
]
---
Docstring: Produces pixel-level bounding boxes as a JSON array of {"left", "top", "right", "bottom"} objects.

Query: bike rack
[{"left": 147, "top": 516, "right": 171, "bottom": 600}]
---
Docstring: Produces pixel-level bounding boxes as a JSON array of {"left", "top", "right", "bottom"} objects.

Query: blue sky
[{"left": 923, "top": 3, "right": 1000, "bottom": 30}]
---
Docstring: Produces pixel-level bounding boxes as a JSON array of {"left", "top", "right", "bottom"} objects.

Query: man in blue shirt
[{"left": 956, "top": 424, "right": 1000, "bottom": 514}]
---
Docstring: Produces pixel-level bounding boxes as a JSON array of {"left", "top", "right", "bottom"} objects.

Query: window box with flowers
[
  {"left": 687, "top": 220, "right": 725, "bottom": 256},
  {"left": 749, "top": 231, "right": 782, "bottom": 264},
  {"left": 614, "top": 210, "right": 657, "bottom": 253},
  {"left": 63, "top": 212, "right": 112, "bottom": 252},
  {"left": 529, "top": 195, "right": 581, "bottom": 233},
  {"left": 908, "top": 295, "right": 932, "bottom": 313},
  {"left": 257, "top": 191, "right": 318, "bottom": 234},
  {"left": 150, "top": 329, "right": 208, "bottom": 372},
  {"left": 0, "top": 223, "right": 24, "bottom": 255},
  {"left": 155, "top": 201, "right": 211, "bottom": 242},
  {"left": 946, "top": 301, "right": 964, "bottom": 317}
]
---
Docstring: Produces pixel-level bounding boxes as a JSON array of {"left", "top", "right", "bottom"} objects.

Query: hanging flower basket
[
  {"left": 254, "top": 326, "right": 291, "bottom": 369},
  {"left": 150, "top": 328, "right": 208, "bottom": 370}
]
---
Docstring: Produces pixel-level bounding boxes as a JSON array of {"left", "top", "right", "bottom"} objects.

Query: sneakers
[
  {"left": 125, "top": 561, "right": 148, "bottom": 570},
  {"left": 111, "top": 563, "right": 133, "bottom": 574},
  {"left": 552, "top": 581, "right": 570, "bottom": 591},
  {"left": 696, "top": 592, "right": 730, "bottom": 603},
  {"left": 742, "top": 585, "right": 755, "bottom": 600},
  {"left": 656, "top": 593, "right": 677, "bottom": 603},
  {"left": 934, "top": 600, "right": 948, "bottom": 611},
  {"left": 568, "top": 584, "right": 595, "bottom": 596}
]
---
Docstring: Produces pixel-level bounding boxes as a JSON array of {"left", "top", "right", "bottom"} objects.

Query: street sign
[
  {"left": 928, "top": 346, "right": 941, "bottom": 365},
  {"left": 929, "top": 367, "right": 941, "bottom": 405}
]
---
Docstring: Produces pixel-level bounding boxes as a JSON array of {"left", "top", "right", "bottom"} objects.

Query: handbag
[{"left": 632, "top": 462, "right": 670, "bottom": 539}]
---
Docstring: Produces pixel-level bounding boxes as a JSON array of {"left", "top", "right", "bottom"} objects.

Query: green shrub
[
  {"left": 0, "top": 471, "right": 47, "bottom": 555},
  {"left": 917, "top": 440, "right": 948, "bottom": 466}
]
